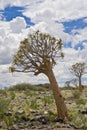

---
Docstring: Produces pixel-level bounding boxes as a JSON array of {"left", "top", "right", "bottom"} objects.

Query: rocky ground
[{"left": 0, "top": 84, "right": 87, "bottom": 130}]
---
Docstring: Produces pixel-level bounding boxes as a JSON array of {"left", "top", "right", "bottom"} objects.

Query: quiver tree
[
  {"left": 9, "top": 31, "right": 68, "bottom": 120},
  {"left": 70, "top": 62, "right": 87, "bottom": 91}
]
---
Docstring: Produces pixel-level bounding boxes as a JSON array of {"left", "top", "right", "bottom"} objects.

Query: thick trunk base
[{"left": 46, "top": 68, "right": 68, "bottom": 121}]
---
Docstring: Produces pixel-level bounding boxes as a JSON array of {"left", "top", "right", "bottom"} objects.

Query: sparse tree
[
  {"left": 9, "top": 31, "right": 68, "bottom": 120},
  {"left": 70, "top": 62, "right": 87, "bottom": 91},
  {"left": 65, "top": 81, "right": 71, "bottom": 88},
  {"left": 65, "top": 79, "right": 78, "bottom": 89}
]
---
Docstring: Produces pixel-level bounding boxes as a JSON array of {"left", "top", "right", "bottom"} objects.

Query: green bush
[
  {"left": 76, "top": 98, "right": 86, "bottom": 105},
  {"left": 72, "top": 89, "right": 81, "bottom": 99},
  {"left": 10, "top": 91, "right": 16, "bottom": 100},
  {"left": 72, "top": 112, "right": 87, "bottom": 129},
  {"left": 42, "top": 96, "right": 53, "bottom": 106},
  {"left": 8, "top": 83, "right": 47, "bottom": 92},
  {"left": 30, "top": 99, "right": 39, "bottom": 110},
  {"left": 0, "top": 89, "right": 7, "bottom": 97},
  {"left": 3, "top": 115, "right": 14, "bottom": 129},
  {"left": 8, "top": 83, "right": 35, "bottom": 91},
  {"left": 0, "top": 97, "right": 10, "bottom": 120}
]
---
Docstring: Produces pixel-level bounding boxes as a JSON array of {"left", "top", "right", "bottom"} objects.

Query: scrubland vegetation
[{"left": 0, "top": 83, "right": 87, "bottom": 130}]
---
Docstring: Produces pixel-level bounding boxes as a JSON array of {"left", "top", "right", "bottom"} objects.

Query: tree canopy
[
  {"left": 70, "top": 62, "right": 87, "bottom": 78},
  {"left": 70, "top": 62, "right": 87, "bottom": 91},
  {"left": 9, "top": 30, "right": 64, "bottom": 76},
  {"left": 9, "top": 30, "right": 68, "bottom": 120}
]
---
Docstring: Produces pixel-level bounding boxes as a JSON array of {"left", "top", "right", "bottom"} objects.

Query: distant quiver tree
[
  {"left": 9, "top": 30, "right": 68, "bottom": 120},
  {"left": 70, "top": 62, "right": 87, "bottom": 91}
]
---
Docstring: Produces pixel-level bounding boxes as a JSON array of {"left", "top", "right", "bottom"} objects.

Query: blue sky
[
  {"left": 0, "top": 0, "right": 87, "bottom": 88},
  {"left": 0, "top": 5, "right": 86, "bottom": 50},
  {"left": 1, "top": 5, "right": 87, "bottom": 50},
  {"left": 0, "top": 5, "right": 87, "bottom": 35},
  {"left": 0, "top": 5, "right": 34, "bottom": 27}
]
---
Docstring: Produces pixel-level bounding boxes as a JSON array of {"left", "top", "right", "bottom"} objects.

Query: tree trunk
[
  {"left": 46, "top": 68, "right": 68, "bottom": 121},
  {"left": 78, "top": 76, "right": 83, "bottom": 92}
]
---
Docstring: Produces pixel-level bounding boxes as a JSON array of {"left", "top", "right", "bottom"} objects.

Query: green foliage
[
  {"left": 75, "top": 98, "right": 86, "bottom": 105},
  {"left": 42, "top": 96, "right": 53, "bottom": 106},
  {"left": 8, "top": 83, "right": 46, "bottom": 92},
  {"left": 70, "top": 62, "right": 87, "bottom": 91},
  {"left": 72, "top": 112, "right": 87, "bottom": 129},
  {"left": 24, "top": 89, "right": 33, "bottom": 97},
  {"left": 0, "top": 84, "right": 87, "bottom": 129},
  {"left": 9, "top": 91, "right": 16, "bottom": 100},
  {"left": 0, "top": 97, "right": 14, "bottom": 129},
  {"left": 9, "top": 83, "right": 36, "bottom": 91},
  {"left": 3, "top": 115, "right": 14, "bottom": 129},
  {"left": 70, "top": 62, "right": 86, "bottom": 77},
  {"left": 21, "top": 100, "right": 30, "bottom": 115},
  {"left": 0, "top": 89, "right": 7, "bottom": 97},
  {"left": 30, "top": 99, "right": 39, "bottom": 110},
  {"left": 9, "top": 31, "right": 64, "bottom": 75},
  {"left": 72, "top": 89, "right": 81, "bottom": 99},
  {"left": 0, "top": 97, "right": 10, "bottom": 120}
]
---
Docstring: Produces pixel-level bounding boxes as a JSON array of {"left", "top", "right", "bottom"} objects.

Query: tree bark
[
  {"left": 78, "top": 76, "right": 83, "bottom": 92},
  {"left": 46, "top": 68, "right": 68, "bottom": 121}
]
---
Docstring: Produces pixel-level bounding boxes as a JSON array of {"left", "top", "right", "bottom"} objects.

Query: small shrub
[
  {"left": 8, "top": 83, "right": 35, "bottom": 91},
  {"left": 75, "top": 98, "right": 86, "bottom": 105},
  {"left": 0, "top": 97, "right": 13, "bottom": 129},
  {"left": 10, "top": 91, "right": 16, "bottom": 100},
  {"left": 42, "top": 96, "right": 53, "bottom": 107},
  {"left": 30, "top": 99, "right": 39, "bottom": 110},
  {"left": 72, "top": 89, "right": 81, "bottom": 99},
  {"left": 0, "top": 98, "right": 10, "bottom": 120},
  {"left": 0, "top": 89, "right": 7, "bottom": 97},
  {"left": 3, "top": 115, "right": 14, "bottom": 129},
  {"left": 72, "top": 112, "right": 87, "bottom": 129}
]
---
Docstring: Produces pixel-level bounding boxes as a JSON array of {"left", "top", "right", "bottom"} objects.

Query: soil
[{"left": 29, "top": 128, "right": 80, "bottom": 130}]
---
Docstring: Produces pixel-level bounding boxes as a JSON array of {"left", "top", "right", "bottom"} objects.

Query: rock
[
  {"left": 16, "top": 110, "right": 24, "bottom": 114},
  {"left": 54, "top": 118, "right": 64, "bottom": 123},
  {"left": 30, "top": 118, "right": 36, "bottom": 122},
  {"left": 62, "top": 123, "right": 72, "bottom": 128},
  {"left": 30, "top": 109, "right": 41, "bottom": 116},
  {"left": 17, "top": 123, "right": 25, "bottom": 129},
  {"left": 81, "top": 110, "right": 87, "bottom": 114},
  {"left": 44, "top": 111, "right": 48, "bottom": 114},
  {"left": 4, "top": 111, "right": 12, "bottom": 116},
  {"left": 79, "top": 110, "right": 87, "bottom": 114},
  {"left": 36, "top": 96, "right": 41, "bottom": 99},
  {"left": 69, "top": 123, "right": 79, "bottom": 129},
  {"left": 0, "top": 124, "right": 2, "bottom": 129},
  {"left": 21, "top": 116, "right": 30, "bottom": 121},
  {"left": 12, "top": 124, "right": 19, "bottom": 129},
  {"left": 38, "top": 125, "right": 48, "bottom": 129},
  {"left": 30, "top": 109, "right": 37, "bottom": 114},
  {"left": 37, "top": 116, "right": 49, "bottom": 124}
]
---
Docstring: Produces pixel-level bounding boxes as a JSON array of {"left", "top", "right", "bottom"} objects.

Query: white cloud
[
  {"left": 71, "top": 27, "right": 87, "bottom": 47},
  {"left": 0, "top": 18, "right": 28, "bottom": 66},
  {"left": 0, "top": 0, "right": 45, "bottom": 9},
  {"left": 23, "top": 0, "right": 87, "bottom": 22},
  {"left": 1, "top": 0, "right": 87, "bottom": 21},
  {"left": 0, "top": 0, "right": 87, "bottom": 88},
  {"left": 0, "top": 64, "right": 49, "bottom": 88},
  {"left": 83, "top": 18, "right": 87, "bottom": 23},
  {"left": 10, "top": 17, "right": 27, "bottom": 33}
]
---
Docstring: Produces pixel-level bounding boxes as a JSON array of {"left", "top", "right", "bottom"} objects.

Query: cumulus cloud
[
  {"left": 0, "top": 64, "right": 49, "bottom": 88},
  {"left": 0, "top": 0, "right": 44, "bottom": 9},
  {"left": 83, "top": 18, "right": 87, "bottom": 23},
  {"left": 0, "top": 0, "right": 87, "bottom": 88},
  {"left": 0, "top": 17, "right": 28, "bottom": 66},
  {"left": 71, "top": 27, "right": 87, "bottom": 48},
  {"left": 23, "top": 0, "right": 87, "bottom": 22},
  {"left": 10, "top": 17, "right": 27, "bottom": 33}
]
